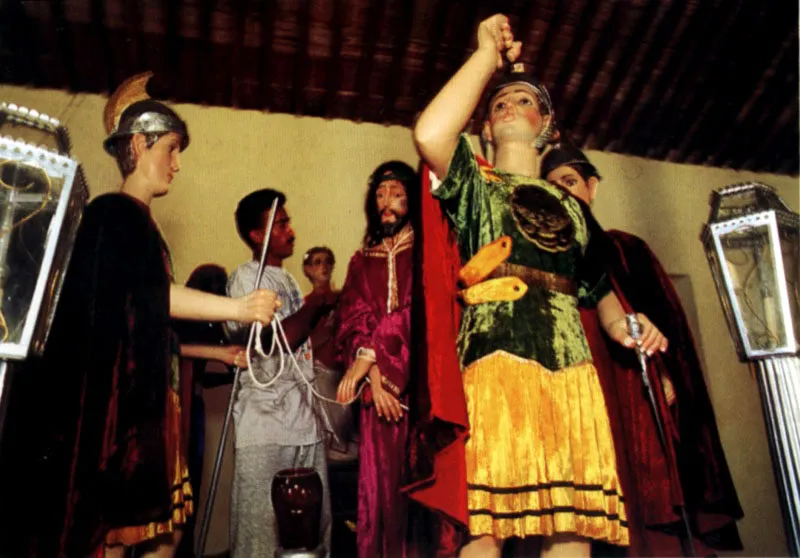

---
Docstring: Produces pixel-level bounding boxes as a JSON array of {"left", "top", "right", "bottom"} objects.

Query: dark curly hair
[
  {"left": 234, "top": 188, "right": 287, "bottom": 250},
  {"left": 363, "top": 160, "right": 419, "bottom": 247}
]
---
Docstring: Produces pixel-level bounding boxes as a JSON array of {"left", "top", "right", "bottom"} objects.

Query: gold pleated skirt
[
  {"left": 464, "top": 350, "right": 628, "bottom": 545},
  {"left": 104, "top": 389, "right": 193, "bottom": 547}
]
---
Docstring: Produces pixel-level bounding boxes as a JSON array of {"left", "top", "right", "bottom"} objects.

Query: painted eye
[
  {"left": 494, "top": 102, "right": 506, "bottom": 111},
  {"left": 519, "top": 97, "right": 532, "bottom": 105}
]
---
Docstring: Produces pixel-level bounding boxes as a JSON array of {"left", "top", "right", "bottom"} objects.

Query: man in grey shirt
[{"left": 227, "top": 188, "right": 336, "bottom": 557}]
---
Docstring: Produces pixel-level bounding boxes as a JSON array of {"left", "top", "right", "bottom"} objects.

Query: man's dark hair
[
  {"left": 235, "top": 188, "right": 287, "bottom": 249},
  {"left": 540, "top": 144, "right": 602, "bottom": 183},
  {"left": 364, "top": 161, "right": 419, "bottom": 247}
]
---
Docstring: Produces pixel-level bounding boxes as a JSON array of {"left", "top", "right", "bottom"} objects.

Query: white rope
[
  {"left": 279, "top": 318, "right": 363, "bottom": 405},
  {"left": 241, "top": 198, "right": 289, "bottom": 390},
  {"left": 244, "top": 313, "right": 366, "bottom": 406},
  {"left": 246, "top": 307, "right": 407, "bottom": 409},
  {"left": 244, "top": 320, "right": 286, "bottom": 389},
  {"left": 237, "top": 197, "right": 402, "bottom": 409}
]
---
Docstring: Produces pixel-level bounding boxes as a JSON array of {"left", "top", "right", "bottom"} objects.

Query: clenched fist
[
  {"left": 236, "top": 289, "right": 280, "bottom": 325},
  {"left": 606, "top": 313, "right": 669, "bottom": 356},
  {"left": 477, "top": 14, "right": 523, "bottom": 69}
]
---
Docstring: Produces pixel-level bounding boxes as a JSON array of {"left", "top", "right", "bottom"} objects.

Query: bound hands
[
  {"left": 337, "top": 356, "right": 371, "bottom": 403},
  {"left": 477, "top": 14, "right": 523, "bottom": 69},
  {"left": 368, "top": 365, "right": 404, "bottom": 422},
  {"left": 237, "top": 289, "right": 280, "bottom": 325},
  {"left": 606, "top": 313, "right": 668, "bottom": 356},
  {"left": 336, "top": 360, "right": 404, "bottom": 421}
]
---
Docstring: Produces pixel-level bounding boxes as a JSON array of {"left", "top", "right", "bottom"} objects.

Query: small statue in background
[{"left": 302, "top": 246, "right": 354, "bottom": 456}]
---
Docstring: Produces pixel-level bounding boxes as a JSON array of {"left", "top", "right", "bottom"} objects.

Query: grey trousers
[{"left": 231, "top": 442, "right": 331, "bottom": 558}]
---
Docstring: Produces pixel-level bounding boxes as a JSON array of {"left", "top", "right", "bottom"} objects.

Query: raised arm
[{"left": 413, "top": 14, "right": 521, "bottom": 179}]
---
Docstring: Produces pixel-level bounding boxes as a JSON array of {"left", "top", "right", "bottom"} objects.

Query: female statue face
[{"left": 303, "top": 250, "right": 334, "bottom": 286}]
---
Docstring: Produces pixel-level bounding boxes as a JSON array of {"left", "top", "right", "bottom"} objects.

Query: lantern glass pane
[
  {"left": 720, "top": 223, "right": 787, "bottom": 352},
  {"left": 705, "top": 237, "right": 745, "bottom": 355},
  {"left": 779, "top": 222, "right": 799, "bottom": 346},
  {"left": 0, "top": 158, "right": 64, "bottom": 345}
]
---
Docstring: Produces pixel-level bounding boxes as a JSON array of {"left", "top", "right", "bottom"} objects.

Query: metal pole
[
  {"left": 754, "top": 356, "right": 800, "bottom": 556},
  {"left": 196, "top": 199, "right": 280, "bottom": 556},
  {"left": 196, "top": 364, "right": 242, "bottom": 555}
]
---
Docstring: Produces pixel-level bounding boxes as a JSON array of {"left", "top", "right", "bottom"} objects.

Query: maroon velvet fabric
[
  {"left": 336, "top": 246, "right": 414, "bottom": 558},
  {"left": 0, "top": 194, "right": 173, "bottom": 557},
  {"left": 584, "top": 228, "right": 743, "bottom": 556}
]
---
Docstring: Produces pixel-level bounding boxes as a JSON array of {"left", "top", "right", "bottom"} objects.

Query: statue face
[
  {"left": 375, "top": 179, "right": 408, "bottom": 236},
  {"left": 303, "top": 251, "right": 334, "bottom": 285},
  {"left": 486, "top": 85, "right": 550, "bottom": 145},
  {"left": 135, "top": 131, "right": 183, "bottom": 196}
]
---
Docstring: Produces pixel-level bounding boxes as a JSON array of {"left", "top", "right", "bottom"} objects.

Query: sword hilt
[
  {"left": 625, "top": 313, "right": 643, "bottom": 341},
  {"left": 626, "top": 313, "right": 651, "bottom": 382}
]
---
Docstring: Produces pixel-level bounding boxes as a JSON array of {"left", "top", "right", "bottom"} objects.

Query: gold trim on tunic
[
  {"left": 362, "top": 225, "right": 413, "bottom": 313},
  {"left": 104, "top": 390, "right": 193, "bottom": 548}
]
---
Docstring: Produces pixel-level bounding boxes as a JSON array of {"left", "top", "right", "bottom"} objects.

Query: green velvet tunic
[{"left": 434, "top": 136, "right": 610, "bottom": 371}]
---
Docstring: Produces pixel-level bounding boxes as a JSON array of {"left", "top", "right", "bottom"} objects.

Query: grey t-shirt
[{"left": 227, "top": 262, "right": 320, "bottom": 448}]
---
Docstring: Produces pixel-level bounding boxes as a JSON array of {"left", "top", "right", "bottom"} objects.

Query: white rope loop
[
  {"left": 236, "top": 197, "right": 404, "bottom": 409},
  {"left": 235, "top": 197, "right": 365, "bottom": 405},
  {"left": 241, "top": 197, "right": 284, "bottom": 390},
  {"left": 243, "top": 315, "right": 366, "bottom": 406},
  {"left": 244, "top": 319, "right": 285, "bottom": 389}
]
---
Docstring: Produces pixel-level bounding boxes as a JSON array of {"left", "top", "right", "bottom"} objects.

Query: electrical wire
[{"left": 0, "top": 162, "right": 53, "bottom": 343}]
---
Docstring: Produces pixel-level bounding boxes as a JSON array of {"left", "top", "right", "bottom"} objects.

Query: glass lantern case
[
  {"left": 702, "top": 181, "right": 800, "bottom": 555},
  {"left": 702, "top": 182, "right": 799, "bottom": 361},
  {"left": 0, "top": 102, "right": 88, "bottom": 360}
]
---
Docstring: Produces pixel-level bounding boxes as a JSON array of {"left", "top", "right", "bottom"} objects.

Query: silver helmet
[{"left": 102, "top": 72, "right": 189, "bottom": 156}]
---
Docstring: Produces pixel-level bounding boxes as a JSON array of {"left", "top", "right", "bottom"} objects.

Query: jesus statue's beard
[{"left": 378, "top": 213, "right": 409, "bottom": 239}]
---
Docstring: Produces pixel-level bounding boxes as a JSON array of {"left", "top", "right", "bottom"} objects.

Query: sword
[{"left": 626, "top": 313, "right": 697, "bottom": 557}]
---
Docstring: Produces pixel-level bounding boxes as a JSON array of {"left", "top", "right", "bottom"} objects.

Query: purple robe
[{"left": 336, "top": 230, "right": 414, "bottom": 558}]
